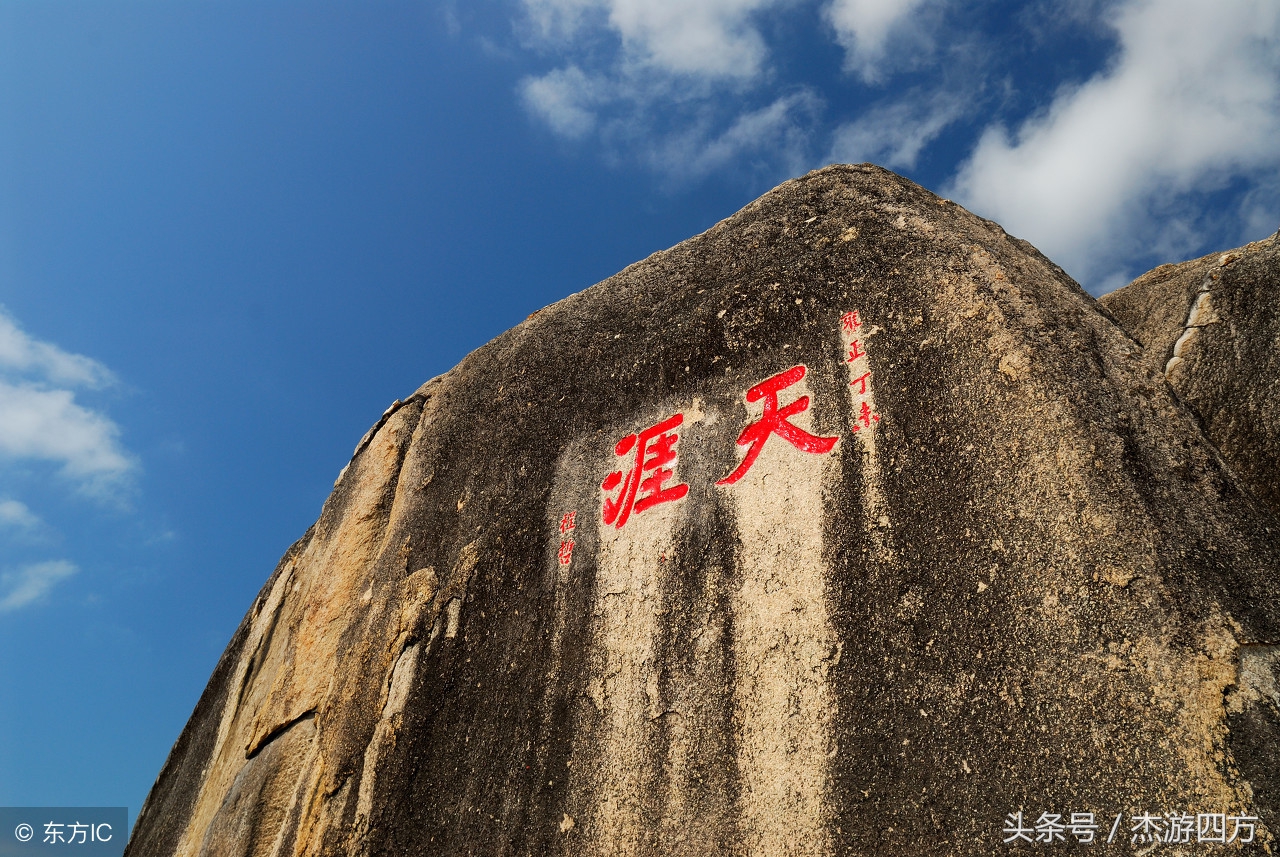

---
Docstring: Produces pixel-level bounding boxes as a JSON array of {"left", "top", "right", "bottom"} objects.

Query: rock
[
  {"left": 126, "top": 165, "right": 1280, "bottom": 857},
  {"left": 1101, "top": 232, "right": 1280, "bottom": 520}
]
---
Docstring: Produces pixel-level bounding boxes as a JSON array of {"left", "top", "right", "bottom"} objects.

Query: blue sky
[{"left": 0, "top": 0, "right": 1276, "bottom": 825}]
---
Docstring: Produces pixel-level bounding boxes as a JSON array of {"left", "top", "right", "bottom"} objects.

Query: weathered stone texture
[
  {"left": 1101, "top": 233, "right": 1280, "bottom": 519},
  {"left": 128, "top": 166, "right": 1280, "bottom": 857}
]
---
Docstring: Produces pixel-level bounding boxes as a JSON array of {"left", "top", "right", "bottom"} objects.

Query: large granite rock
[
  {"left": 1101, "top": 232, "right": 1280, "bottom": 520},
  {"left": 127, "top": 165, "right": 1280, "bottom": 857}
]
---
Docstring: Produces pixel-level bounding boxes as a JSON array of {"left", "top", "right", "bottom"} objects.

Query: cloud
[
  {"left": 1236, "top": 173, "right": 1280, "bottom": 243},
  {"left": 521, "top": 65, "right": 603, "bottom": 138},
  {"left": 827, "top": 88, "right": 967, "bottom": 169},
  {"left": 825, "top": 0, "right": 934, "bottom": 80},
  {"left": 646, "top": 90, "right": 823, "bottom": 181},
  {"left": 949, "top": 0, "right": 1280, "bottom": 286},
  {"left": 520, "top": 0, "right": 785, "bottom": 80},
  {"left": 513, "top": 0, "right": 970, "bottom": 181},
  {"left": 0, "top": 308, "right": 133, "bottom": 493},
  {"left": 0, "top": 560, "right": 78, "bottom": 613},
  {"left": 0, "top": 310, "right": 114, "bottom": 388},
  {"left": 516, "top": 0, "right": 823, "bottom": 180},
  {"left": 0, "top": 499, "right": 42, "bottom": 532},
  {"left": 604, "top": 0, "right": 778, "bottom": 79},
  {"left": 0, "top": 381, "right": 132, "bottom": 486},
  {"left": 521, "top": 0, "right": 607, "bottom": 43}
]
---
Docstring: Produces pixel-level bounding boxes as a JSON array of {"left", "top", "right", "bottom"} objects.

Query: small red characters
[
  {"left": 557, "top": 511, "right": 577, "bottom": 565},
  {"left": 601, "top": 413, "right": 690, "bottom": 528},
  {"left": 853, "top": 400, "right": 880, "bottom": 430},
  {"left": 717, "top": 365, "right": 838, "bottom": 486},
  {"left": 842, "top": 308, "right": 881, "bottom": 431},
  {"left": 558, "top": 538, "right": 575, "bottom": 566}
]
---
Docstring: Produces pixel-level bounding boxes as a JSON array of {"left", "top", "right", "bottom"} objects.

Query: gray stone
[
  {"left": 1101, "top": 232, "right": 1280, "bottom": 520},
  {"left": 127, "top": 165, "right": 1280, "bottom": 857}
]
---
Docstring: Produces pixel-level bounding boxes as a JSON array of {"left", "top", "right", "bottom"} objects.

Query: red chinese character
[
  {"left": 601, "top": 413, "right": 690, "bottom": 528},
  {"left": 559, "top": 511, "right": 576, "bottom": 534},
  {"left": 558, "top": 539, "right": 575, "bottom": 566},
  {"left": 717, "top": 365, "right": 838, "bottom": 486},
  {"left": 852, "top": 400, "right": 880, "bottom": 430},
  {"left": 841, "top": 311, "right": 862, "bottom": 332},
  {"left": 846, "top": 340, "right": 866, "bottom": 362},
  {"left": 849, "top": 371, "right": 871, "bottom": 395}
]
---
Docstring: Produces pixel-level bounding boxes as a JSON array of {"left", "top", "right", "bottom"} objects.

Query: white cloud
[
  {"left": 0, "top": 560, "right": 78, "bottom": 613},
  {"left": 521, "top": 0, "right": 604, "bottom": 43},
  {"left": 827, "top": 88, "right": 967, "bottom": 168},
  {"left": 0, "top": 499, "right": 42, "bottom": 532},
  {"left": 0, "top": 307, "right": 133, "bottom": 493},
  {"left": 0, "top": 310, "right": 114, "bottom": 388},
  {"left": 1236, "top": 173, "right": 1280, "bottom": 243},
  {"left": 512, "top": 0, "right": 965, "bottom": 179},
  {"left": 521, "top": 66, "right": 603, "bottom": 138},
  {"left": 949, "top": 0, "right": 1280, "bottom": 286},
  {"left": 605, "top": 0, "right": 779, "bottom": 79},
  {"left": 0, "top": 381, "right": 132, "bottom": 485},
  {"left": 520, "top": 0, "right": 785, "bottom": 80},
  {"left": 649, "top": 91, "right": 823, "bottom": 180},
  {"left": 825, "top": 0, "right": 933, "bottom": 80},
  {"left": 515, "top": 0, "right": 811, "bottom": 176}
]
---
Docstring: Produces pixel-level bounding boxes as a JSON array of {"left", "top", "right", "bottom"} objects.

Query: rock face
[
  {"left": 1100, "top": 234, "right": 1280, "bottom": 520},
  {"left": 127, "top": 165, "right": 1280, "bottom": 857}
]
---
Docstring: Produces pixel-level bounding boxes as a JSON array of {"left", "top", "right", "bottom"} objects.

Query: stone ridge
[
  {"left": 1101, "top": 233, "right": 1280, "bottom": 520},
  {"left": 127, "top": 165, "right": 1280, "bottom": 857}
]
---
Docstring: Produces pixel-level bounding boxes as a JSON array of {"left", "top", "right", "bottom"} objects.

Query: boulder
[
  {"left": 1101, "top": 232, "right": 1280, "bottom": 520},
  {"left": 127, "top": 165, "right": 1280, "bottom": 857}
]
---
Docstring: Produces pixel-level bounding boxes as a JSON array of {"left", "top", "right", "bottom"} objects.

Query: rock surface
[
  {"left": 1101, "top": 233, "right": 1280, "bottom": 520},
  {"left": 127, "top": 165, "right": 1280, "bottom": 857}
]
